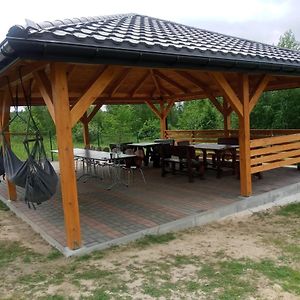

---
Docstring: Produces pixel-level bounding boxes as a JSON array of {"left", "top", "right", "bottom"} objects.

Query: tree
[
  {"left": 176, "top": 100, "right": 222, "bottom": 130},
  {"left": 277, "top": 29, "right": 300, "bottom": 50}
]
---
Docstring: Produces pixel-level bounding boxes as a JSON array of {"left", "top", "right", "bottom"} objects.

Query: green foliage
[
  {"left": 177, "top": 100, "right": 222, "bottom": 130},
  {"left": 138, "top": 118, "right": 160, "bottom": 140},
  {"left": 278, "top": 29, "right": 300, "bottom": 50},
  {"left": 251, "top": 89, "right": 300, "bottom": 129}
]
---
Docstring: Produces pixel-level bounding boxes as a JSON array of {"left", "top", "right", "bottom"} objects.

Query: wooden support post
[
  {"left": 0, "top": 91, "right": 17, "bottom": 200},
  {"left": 239, "top": 74, "right": 252, "bottom": 196},
  {"left": 223, "top": 98, "right": 231, "bottom": 137},
  {"left": 160, "top": 102, "right": 167, "bottom": 138},
  {"left": 81, "top": 113, "right": 90, "bottom": 148},
  {"left": 51, "top": 62, "right": 81, "bottom": 249}
]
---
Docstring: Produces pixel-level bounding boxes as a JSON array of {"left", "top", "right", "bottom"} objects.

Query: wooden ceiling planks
[{"left": 1, "top": 61, "right": 300, "bottom": 107}]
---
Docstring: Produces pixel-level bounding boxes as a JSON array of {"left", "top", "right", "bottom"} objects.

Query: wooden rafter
[
  {"left": 157, "top": 78, "right": 175, "bottom": 97},
  {"left": 150, "top": 69, "right": 162, "bottom": 96},
  {"left": 33, "top": 70, "right": 55, "bottom": 122},
  {"left": 0, "top": 62, "right": 48, "bottom": 89},
  {"left": 209, "top": 72, "right": 243, "bottom": 117},
  {"left": 249, "top": 74, "right": 271, "bottom": 112},
  {"left": 109, "top": 68, "right": 130, "bottom": 97},
  {"left": 70, "top": 65, "right": 119, "bottom": 127},
  {"left": 175, "top": 70, "right": 223, "bottom": 114},
  {"left": 130, "top": 72, "right": 149, "bottom": 97},
  {"left": 154, "top": 70, "right": 188, "bottom": 93},
  {"left": 66, "top": 65, "right": 77, "bottom": 82}
]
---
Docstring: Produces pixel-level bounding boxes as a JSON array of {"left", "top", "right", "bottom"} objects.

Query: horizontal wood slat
[
  {"left": 250, "top": 132, "right": 300, "bottom": 174},
  {"left": 251, "top": 141, "right": 300, "bottom": 156},
  {"left": 250, "top": 133, "right": 300, "bottom": 148},
  {"left": 251, "top": 148, "right": 300, "bottom": 165},
  {"left": 251, "top": 156, "right": 300, "bottom": 174}
]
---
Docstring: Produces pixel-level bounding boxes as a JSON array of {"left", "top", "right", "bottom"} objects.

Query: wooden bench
[{"left": 161, "top": 145, "right": 204, "bottom": 182}]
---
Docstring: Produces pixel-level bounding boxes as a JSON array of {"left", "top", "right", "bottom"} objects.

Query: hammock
[
  {"left": 1, "top": 72, "right": 58, "bottom": 208},
  {"left": 3, "top": 136, "right": 58, "bottom": 207}
]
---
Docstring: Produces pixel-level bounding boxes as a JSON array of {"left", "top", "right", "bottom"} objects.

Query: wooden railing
[
  {"left": 164, "top": 129, "right": 226, "bottom": 143},
  {"left": 250, "top": 133, "right": 300, "bottom": 174},
  {"left": 165, "top": 129, "right": 300, "bottom": 143}
]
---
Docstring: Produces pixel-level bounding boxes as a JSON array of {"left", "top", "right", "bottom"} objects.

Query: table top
[
  {"left": 52, "top": 148, "right": 136, "bottom": 160},
  {"left": 127, "top": 142, "right": 159, "bottom": 147},
  {"left": 193, "top": 143, "right": 239, "bottom": 151}
]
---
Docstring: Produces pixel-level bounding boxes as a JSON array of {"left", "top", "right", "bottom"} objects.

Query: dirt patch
[
  {"left": 1, "top": 205, "right": 300, "bottom": 299},
  {"left": 0, "top": 210, "right": 52, "bottom": 254}
]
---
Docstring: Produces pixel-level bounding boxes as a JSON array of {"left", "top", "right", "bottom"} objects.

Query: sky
[{"left": 0, "top": 0, "right": 299, "bottom": 46}]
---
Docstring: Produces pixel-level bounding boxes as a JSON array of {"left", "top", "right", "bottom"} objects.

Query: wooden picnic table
[{"left": 193, "top": 143, "right": 239, "bottom": 178}]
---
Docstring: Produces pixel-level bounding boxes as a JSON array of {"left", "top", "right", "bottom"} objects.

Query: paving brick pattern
[{"left": 1, "top": 165, "right": 300, "bottom": 249}]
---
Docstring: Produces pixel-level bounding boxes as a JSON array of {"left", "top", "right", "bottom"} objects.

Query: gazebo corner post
[
  {"left": 81, "top": 113, "right": 90, "bottom": 148},
  {"left": 239, "top": 74, "right": 252, "bottom": 197},
  {"left": 223, "top": 98, "right": 231, "bottom": 137},
  {"left": 50, "top": 62, "right": 81, "bottom": 250},
  {"left": 160, "top": 114, "right": 167, "bottom": 139},
  {"left": 0, "top": 91, "right": 17, "bottom": 200}
]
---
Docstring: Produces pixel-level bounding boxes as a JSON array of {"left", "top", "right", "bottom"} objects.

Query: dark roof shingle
[{"left": 3, "top": 13, "right": 300, "bottom": 73}]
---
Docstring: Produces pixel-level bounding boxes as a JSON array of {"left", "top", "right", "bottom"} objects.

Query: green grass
[
  {"left": 255, "top": 259, "right": 300, "bottom": 294},
  {"left": 135, "top": 233, "right": 176, "bottom": 247},
  {"left": 0, "top": 241, "right": 41, "bottom": 268},
  {"left": 46, "top": 249, "right": 63, "bottom": 261},
  {"left": 73, "top": 269, "right": 114, "bottom": 280},
  {"left": 277, "top": 202, "right": 300, "bottom": 217},
  {"left": 0, "top": 200, "right": 9, "bottom": 211}
]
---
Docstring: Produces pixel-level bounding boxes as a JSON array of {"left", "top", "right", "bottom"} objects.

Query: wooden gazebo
[{"left": 1, "top": 14, "right": 300, "bottom": 249}]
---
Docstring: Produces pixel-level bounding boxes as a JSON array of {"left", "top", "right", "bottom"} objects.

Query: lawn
[{"left": 0, "top": 201, "right": 300, "bottom": 299}]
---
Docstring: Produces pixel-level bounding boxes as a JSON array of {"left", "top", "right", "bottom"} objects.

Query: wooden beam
[
  {"left": 130, "top": 72, "right": 149, "bottom": 97},
  {"left": 33, "top": 70, "right": 55, "bottom": 122},
  {"left": 50, "top": 62, "right": 81, "bottom": 250},
  {"left": 70, "top": 66, "right": 118, "bottom": 127},
  {"left": 163, "top": 99, "right": 176, "bottom": 118},
  {"left": 160, "top": 101, "right": 167, "bottom": 138},
  {"left": 175, "top": 71, "right": 223, "bottom": 113},
  {"left": 249, "top": 74, "right": 271, "bottom": 112},
  {"left": 209, "top": 72, "right": 243, "bottom": 117},
  {"left": 81, "top": 113, "right": 90, "bottom": 147},
  {"left": 239, "top": 74, "right": 252, "bottom": 196},
  {"left": 0, "top": 90, "right": 17, "bottom": 200},
  {"left": 223, "top": 98, "right": 231, "bottom": 137},
  {"left": 109, "top": 68, "right": 130, "bottom": 97},
  {"left": 87, "top": 104, "right": 102, "bottom": 123},
  {"left": 0, "top": 61, "right": 48, "bottom": 89},
  {"left": 154, "top": 70, "right": 188, "bottom": 93},
  {"left": 150, "top": 69, "right": 162, "bottom": 96},
  {"left": 145, "top": 99, "right": 161, "bottom": 118}
]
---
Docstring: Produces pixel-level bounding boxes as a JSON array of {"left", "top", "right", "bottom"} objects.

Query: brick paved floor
[{"left": 0, "top": 164, "right": 299, "bottom": 249}]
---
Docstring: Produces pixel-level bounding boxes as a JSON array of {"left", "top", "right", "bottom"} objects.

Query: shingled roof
[{"left": 1, "top": 13, "right": 300, "bottom": 74}]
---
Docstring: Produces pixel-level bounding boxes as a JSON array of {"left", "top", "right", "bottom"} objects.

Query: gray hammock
[
  {"left": 2, "top": 73, "right": 58, "bottom": 208},
  {"left": 2, "top": 136, "right": 58, "bottom": 207}
]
